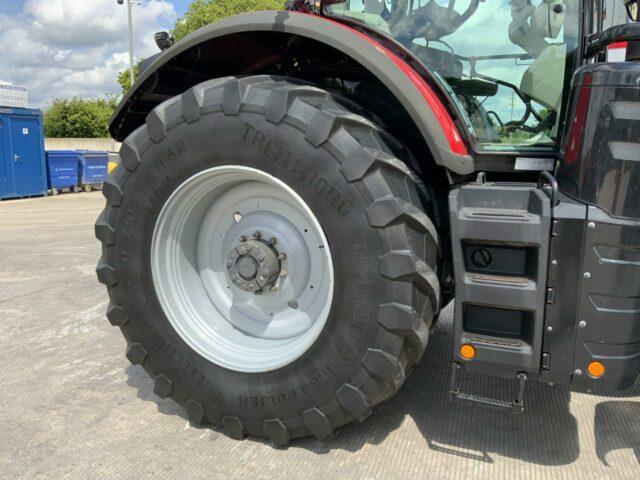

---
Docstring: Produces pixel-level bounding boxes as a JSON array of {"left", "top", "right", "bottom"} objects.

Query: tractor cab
[{"left": 325, "top": 0, "right": 581, "bottom": 150}]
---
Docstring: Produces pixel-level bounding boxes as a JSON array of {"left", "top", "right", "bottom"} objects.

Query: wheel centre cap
[
  {"left": 236, "top": 255, "right": 258, "bottom": 280},
  {"left": 226, "top": 239, "right": 280, "bottom": 293}
]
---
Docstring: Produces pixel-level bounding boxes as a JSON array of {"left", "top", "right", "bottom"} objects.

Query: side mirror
[
  {"left": 154, "top": 31, "right": 175, "bottom": 51},
  {"left": 626, "top": 0, "right": 639, "bottom": 22}
]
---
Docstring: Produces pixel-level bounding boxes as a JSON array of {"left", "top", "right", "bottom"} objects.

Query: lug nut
[
  {"left": 239, "top": 235, "right": 246, "bottom": 243},
  {"left": 277, "top": 253, "right": 286, "bottom": 261},
  {"left": 255, "top": 289, "right": 263, "bottom": 295},
  {"left": 279, "top": 270, "right": 287, "bottom": 278},
  {"left": 269, "top": 237, "right": 277, "bottom": 245},
  {"left": 270, "top": 284, "right": 279, "bottom": 292},
  {"left": 253, "top": 231, "right": 261, "bottom": 240}
]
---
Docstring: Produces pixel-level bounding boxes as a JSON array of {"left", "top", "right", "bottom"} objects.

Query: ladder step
[{"left": 449, "top": 363, "right": 527, "bottom": 414}]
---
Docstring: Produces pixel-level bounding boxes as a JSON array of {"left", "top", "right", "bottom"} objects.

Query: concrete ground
[{"left": 1, "top": 192, "right": 639, "bottom": 480}]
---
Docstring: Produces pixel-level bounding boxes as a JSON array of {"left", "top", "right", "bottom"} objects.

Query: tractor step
[
  {"left": 449, "top": 363, "right": 527, "bottom": 414},
  {"left": 448, "top": 176, "right": 552, "bottom": 379}
]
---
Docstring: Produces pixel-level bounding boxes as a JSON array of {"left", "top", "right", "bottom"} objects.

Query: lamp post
[{"left": 117, "top": 0, "right": 136, "bottom": 87}]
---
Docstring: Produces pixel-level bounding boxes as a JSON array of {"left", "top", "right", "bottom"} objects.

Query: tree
[
  {"left": 173, "top": 0, "right": 283, "bottom": 41},
  {"left": 117, "top": 63, "right": 140, "bottom": 94},
  {"left": 44, "top": 97, "right": 117, "bottom": 138}
]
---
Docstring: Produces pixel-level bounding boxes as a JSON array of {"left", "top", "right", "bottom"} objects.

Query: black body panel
[
  {"left": 545, "top": 61, "right": 640, "bottom": 391},
  {"left": 557, "top": 62, "right": 640, "bottom": 220},
  {"left": 572, "top": 207, "right": 640, "bottom": 391}
]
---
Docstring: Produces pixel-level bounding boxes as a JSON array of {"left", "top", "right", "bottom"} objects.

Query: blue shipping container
[
  {"left": 78, "top": 150, "right": 108, "bottom": 189},
  {"left": 46, "top": 150, "right": 80, "bottom": 191},
  {"left": 0, "top": 107, "right": 47, "bottom": 200}
]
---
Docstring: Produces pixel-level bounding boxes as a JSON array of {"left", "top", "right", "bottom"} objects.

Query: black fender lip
[{"left": 109, "top": 10, "right": 474, "bottom": 175}]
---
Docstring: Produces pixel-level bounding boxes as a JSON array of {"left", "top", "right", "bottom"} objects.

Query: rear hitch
[{"left": 449, "top": 363, "right": 527, "bottom": 414}]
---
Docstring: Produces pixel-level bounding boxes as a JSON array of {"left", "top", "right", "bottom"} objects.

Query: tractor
[{"left": 96, "top": 0, "right": 640, "bottom": 445}]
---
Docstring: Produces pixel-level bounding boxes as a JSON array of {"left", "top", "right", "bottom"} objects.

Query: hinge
[
  {"left": 541, "top": 353, "right": 551, "bottom": 370},
  {"left": 546, "top": 287, "right": 556, "bottom": 305}
]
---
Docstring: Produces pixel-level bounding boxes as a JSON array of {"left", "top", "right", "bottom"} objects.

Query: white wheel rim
[{"left": 151, "top": 166, "right": 334, "bottom": 373}]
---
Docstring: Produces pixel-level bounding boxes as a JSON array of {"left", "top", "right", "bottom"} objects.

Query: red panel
[
  {"left": 608, "top": 42, "right": 628, "bottom": 50},
  {"left": 564, "top": 74, "right": 592, "bottom": 165}
]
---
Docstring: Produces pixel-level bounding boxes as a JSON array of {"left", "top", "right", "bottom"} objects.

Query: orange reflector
[
  {"left": 588, "top": 361, "right": 605, "bottom": 378},
  {"left": 460, "top": 344, "right": 476, "bottom": 360}
]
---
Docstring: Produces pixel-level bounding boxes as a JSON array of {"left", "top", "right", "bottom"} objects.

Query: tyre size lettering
[
  {"left": 337, "top": 300, "right": 369, "bottom": 364},
  {"left": 243, "top": 122, "right": 353, "bottom": 215},
  {"left": 237, "top": 365, "right": 334, "bottom": 406},
  {"left": 166, "top": 140, "right": 187, "bottom": 164},
  {"left": 120, "top": 208, "right": 137, "bottom": 261},
  {"left": 336, "top": 233, "right": 374, "bottom": 364},
  {"left": 154, "top": 338, "right": 222, "bottom": 408},
  {"left": 239, "top": 393, "right": 290, "bottom": 407}
]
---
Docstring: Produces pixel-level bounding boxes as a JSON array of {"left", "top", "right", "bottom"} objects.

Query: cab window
[{"left": 325, "top": 0, "right": 580, "bottom": 150}]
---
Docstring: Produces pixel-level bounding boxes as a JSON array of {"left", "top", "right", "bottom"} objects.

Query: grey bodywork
[{"left": 108, "top": 10, "right": 475, "bottom": 175}]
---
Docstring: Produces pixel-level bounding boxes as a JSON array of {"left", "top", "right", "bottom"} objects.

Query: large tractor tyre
[{"left": 96, "top": 76, "right": 440, "bottom": 445}]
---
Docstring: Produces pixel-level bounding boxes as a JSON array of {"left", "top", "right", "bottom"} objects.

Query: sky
[{"left": 0, "top": 0, "right": 192, "bottom": 107}]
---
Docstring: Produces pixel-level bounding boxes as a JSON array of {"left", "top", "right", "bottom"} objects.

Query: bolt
[
  {"left": 574, "top": 369, "right": 583, "bottom": 376},
  {"left": 258, "top": 255, "right": 265, "bottom": 263},
  {"left": 584, "top": 272, "right": 591, "bottom": 279},
  {"left": 579, "top": 320, "right": 587, "bottom": 328},
  {"left": 588, "top": 222, "right": 596, "bottom": 229},
  {"left": 253, "top": 231, "right": 261, "bottom": 240},
  {"left": 288, "top": 300, "right": 299, "bottom": 309},
  {"left": 547, "top": 326, "right": 553, "bottom": 332},
  {"left": 278, "top": 253, "right": 286, "bottom": 261},
  {"left": 255, "top": 289, "right": 263, "bottom": 295},
  {"left": 551, "top": 260, "right": 558, "bottom": 266},
  {"left": 279, "top": 270, "right": 287, "bottom": 278},
  {"left": 269, "top": 237, "right": 277, "bottom": 245},
  {"left": 239, "top": 235, "right": 247, "bottom": 243},
  {"left": 270, "top": 284, "right": 279, "bottom": 292}
]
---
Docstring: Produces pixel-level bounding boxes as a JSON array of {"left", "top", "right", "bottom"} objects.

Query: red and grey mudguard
[{"left": 109, "top": 10, "right": 475, "bottom": 175}]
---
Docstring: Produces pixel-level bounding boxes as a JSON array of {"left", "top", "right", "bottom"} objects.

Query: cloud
[{"left": 0, "top": 0, "right": 177, "bottom": 107}]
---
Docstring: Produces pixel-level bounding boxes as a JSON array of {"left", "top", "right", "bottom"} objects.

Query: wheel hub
[{"left": 226, "top": 237, "right": 281, "bottom": 293}]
